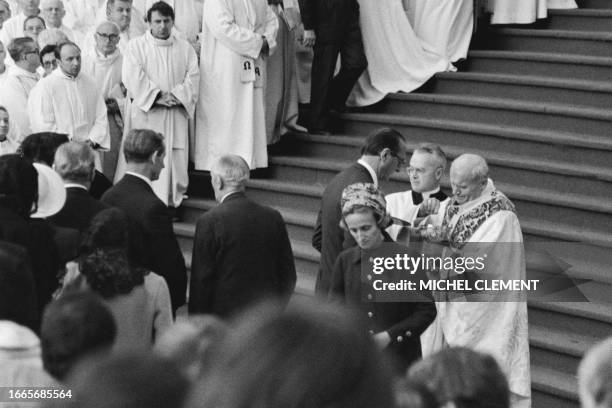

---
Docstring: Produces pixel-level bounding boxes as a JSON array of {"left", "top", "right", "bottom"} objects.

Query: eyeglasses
[
  {"left": 43, "top": 59, "right": 57, "bottom": 68},
  {"left": 96, "top": 32, "right": 120, "bottom": 41}
]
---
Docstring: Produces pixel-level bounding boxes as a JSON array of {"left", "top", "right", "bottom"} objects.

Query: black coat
[
  {"left": 49, "top": 186, "right": 109, "bottom": 233},
  {"left": 330, "top": 239, "right": 436, "bottom": 372},
  {"left": 299, "top": 0, "right": 360, "bottom": 43},
  {"left": 101, "top": 174, "right": 187, "bottom": 310},
  {"left": 312, "top": 162, "right": 373, "bottom": 294},
  {"left": 188, "top": 192, "right": 296, "bottom": 318}
]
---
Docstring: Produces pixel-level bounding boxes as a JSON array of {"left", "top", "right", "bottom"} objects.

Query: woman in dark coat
[{"left": 329, "top": 182, "right": 436, "bottom": 373}]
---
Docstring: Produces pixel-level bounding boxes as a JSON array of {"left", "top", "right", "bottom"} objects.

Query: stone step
[
  {"left": 547, "top": 8, "right": 612, "bottom": 31},
  {"left": 488, "top": 28, "right": 612, "bottom": 57},
  {"left": 279, "top": 133, "right": 612, "bottom": 197},
  {"left": 466, "top": 50, "right": 612, "bottom": 81},
  {"left": 531, "top": 365, "right": 578, "bottom": 408},
  {"left": 426, "top": 72, "right": 612, "bottom": 108},
  {"left": 577, "top": 0, "right": 612, "bottom": 8},
  {"left": 357, "top": 93, "right": 612, "bottom": 137}
]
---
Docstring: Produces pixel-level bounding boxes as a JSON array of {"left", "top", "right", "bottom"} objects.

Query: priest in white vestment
[
  {"left": 427, "top": 154, "right": 531, "bottom": 408},
  {"left": 28, "top": 41, "right": 110, "bottom": 166},
  {"left": 0, "top": 0, "right": 39, "bottom": 48},
  {"left": 140, "top": 0, "right": 201, "bottom": 46},
  {"left": 0, "top": 37, "right": 40, "bottom": 143},
  {"left": 82, "top": 21, "right": 126, "bottom": 181},
  {"left": 119, "top": 1, "right": 199, "bottom": 207},
  {"left": 195, "top": 0, "right": 278, "bottom": 171},
  {"left": 39, "top": 0, "right": 74, "bottom": 41},
  {"left": 347, "top": 0, "right": 452, "bottom": 107}
]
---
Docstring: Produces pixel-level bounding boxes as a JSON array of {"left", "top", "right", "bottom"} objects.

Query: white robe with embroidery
[
  {"left": 119, "top": 30, "right": 199, "bottom": 207},
  {"left": 0, "top": 65, "right": 39, "bottom": 144},
  {"left": 194, "top": 0, "right": 278, "bottom": 171},
  {"left": 433, "top": 179, "right": 531, "bottom": 407},
  {"left": 28, "top": 69, "right": 110, "bottom": 148}
]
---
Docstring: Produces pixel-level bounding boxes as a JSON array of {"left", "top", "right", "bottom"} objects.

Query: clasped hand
[{"left": 156, "top": 91, "right": 181, "bottom": 108}]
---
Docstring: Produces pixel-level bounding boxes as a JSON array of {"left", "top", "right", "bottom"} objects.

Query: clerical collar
[
  {"left": 147, "top": 30, "right": 174, "bottom": 46},
  {"left": 411, "top": 187, "right": 447, "bottom": 205},
  {"left": 126, "top": 171, "right": 153, "bottom": 189},
  {"left": 55, "top": 69, "right": 78, "bottom": 80},
  {"left": 357, "top": 159, "right": 378, "bottom": 188}
]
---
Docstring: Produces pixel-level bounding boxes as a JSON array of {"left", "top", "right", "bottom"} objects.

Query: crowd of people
[{"left": 0, "top": 1, "right": 605, "bottom": 408}]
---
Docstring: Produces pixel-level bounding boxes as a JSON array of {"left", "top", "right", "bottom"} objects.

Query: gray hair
[
  {"left": 578, "top": 337, "right": 612, "bottom": 408},
  {"left": 414, "top": 143, "right": 447, "bottom": 171},
  {"left": 451, "top": 154, "right": 489, "bottom": 184},
  {"left": 7, "top": 37, "right": 36, "bottom": 61},
  {"left": 53, "top": 141, "right": 95, "bottom": 183},
  {"left": 211, "top": 155, "right": 250, "bottom": 189}
]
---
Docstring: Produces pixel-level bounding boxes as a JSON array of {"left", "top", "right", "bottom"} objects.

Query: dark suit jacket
[
  {"left": 299, "top": 0, "right": 360, "bottom": 42},
  {"left": 0, "top": 207, "right": 61, "bottom": 314},
  {"left": 330, "top": 239, "right": 436, "bottom": 373},
  {"left": 50, "top": 186, "right": 109, "bottom": 232},
  {"left": 312, "top": 162, "right": 373, "bottom": 294},
  {"left": 101, "top": 174, "right": 187, "bottom": 310},
  {"left": 188, "top": 192, "right": 296, "bottom": 318}
]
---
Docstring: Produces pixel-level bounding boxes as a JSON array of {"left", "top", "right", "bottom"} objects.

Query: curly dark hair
[
  {"left": 19, "top": 132, "right": 69, "bottom": 166},
  {"left": 79, "top": 248, "right": 144, "bottom": 299},
  {"left": 0, "top": 154, "right": 38, "bottom": 218}
]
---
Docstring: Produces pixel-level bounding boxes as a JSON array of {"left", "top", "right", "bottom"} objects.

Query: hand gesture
[{"left": 417, "top": 198, "right": 441, "bottom": 217}]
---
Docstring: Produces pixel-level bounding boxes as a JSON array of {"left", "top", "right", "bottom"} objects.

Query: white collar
[
  {"left": 220, "top": 191, "right": 241, "bottom": 203},
  {"left": 357, "top": 159, "right": 378, "bottom": 188},
  {"left": 64, "top": 183, "right": 88, "bottom": 191},
  {"left": 126, "top": 171, "right": 153, "bottom": 189}
]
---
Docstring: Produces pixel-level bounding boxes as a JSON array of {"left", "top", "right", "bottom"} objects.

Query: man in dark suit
[
  {"left": 299, "top": 0, "right": 367, "bottom": 134},
  {"left": 312, "top": 128, "right": 408, "bottom": 295},
  {"left": 50, "top": 142, "right": 109, "bottom": 233},
  {"left": 188, "top": 155, "right": 296, "bottom": 318},
  {"left": 101, "top": 129, "right": 187, "bottom": 313}
]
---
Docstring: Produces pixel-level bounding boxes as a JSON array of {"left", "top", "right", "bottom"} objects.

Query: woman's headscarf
[{"left": 341, "top": 183, "right": 392, "bottom": 228}]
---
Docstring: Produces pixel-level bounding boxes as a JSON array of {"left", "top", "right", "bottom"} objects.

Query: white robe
[
  {"left": 119, "top": 30, "right": 199, "bottom": 207},
  {"left": 63, "top": 0, "right": 106, "bottom": 44},
  {"left": 432, "top": 179, "right": 531, "bottom": 407},
  {"left": 405, "top": 0, "right": 473, "bottom": 63},
  {"left": 486, "top": 0, "right": 577, "bottom": 25},
  {"left": 0, "top": 12, "right": 26, "bottom": 49},
  {"left": 195, "top": 0, "right": 278, "bottom": 171},
  {"left": 347, "top": 0, "right": 452, "bottom": 107},
  {"left": 28, "top": 68, "right": 110, "bottom": 150},
  {"left": 0, "top": 65, "right": 39, "bottom": 144}
]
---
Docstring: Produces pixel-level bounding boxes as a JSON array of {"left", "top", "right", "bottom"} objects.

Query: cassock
[
  {"left": 434, "top": 179, "right": 531, "bottom": 408},
  {"left": 81, "top": 48, "right": 126, "bottom": 180},
  {"left": 0, "top": 65, "right": 39, "bottom": 144},
  {"left": 119, "top": 30, "right": 199, "bottom": 207},
  {"left": 28, "top": 69, "right": 110, "bottom": 167},
  {"left": 195, "top": 0, "right": 278, "bottom": 171},
  {"left": 265, "top": 0, "right": 304, "bottom": 144}
]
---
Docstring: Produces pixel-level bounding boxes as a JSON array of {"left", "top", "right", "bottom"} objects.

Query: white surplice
[
  {"left": 28, "top": 68, "right": 110, "bottom": 148},
  {"left": 486, "top": 0, "right": 577, "bottom": 24},
  {"left": 119, "top": 30, "right": 199, "bottom": 207},
  {"left": 194, "top": 0, "right": 278, "bottom": 171},
  {"left": 385, "top": 188, "right": 450, "bottom": 241},
  {"left": 347, "top": 0, "right": 452, "bottom": 107},
  {"left": 432, "top": 179, "right": 531, "bottom": 407},
  {"left": 0, "top": 65, "right": 39, "bottom": 144},
  {"left": 405, "top": 0, "right": 473, "bottom": 63}
]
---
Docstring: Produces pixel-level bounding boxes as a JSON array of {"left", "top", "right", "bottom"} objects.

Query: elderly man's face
[
  {"left": 58, "top": 43, "right": 81, "bottom": 77},
  {"left": 0, "top": 3, "right": 10, "bottom": 28},
  {"left": 408, "top": 151, "right": 443, "bottom": 193},
  {"left": 24, "top": 17, "right": 45, "bottom": 40},
  {"left": 41, "top": 0, "right": 65, "bottom": 28},
  {"left": 95, "top": 23, "right": 120, "bottom": 56},
  {"left": 450, "top": 167, "right": 486, "bottom": 205},
  {"left": 107, "top": 0, "right": 132, "bottom": 32},
  {"left": 18, "top": 0, "right": 40, "bottom": 16}
]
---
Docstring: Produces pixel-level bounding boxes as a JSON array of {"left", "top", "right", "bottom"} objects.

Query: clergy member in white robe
[
  {"left": 63, "top": 0, "right": 104, "bottom": 45},
  {"left": 195, "top": 0, "right": 278, "bottom": 171},
  {"left": 39, "top": 0, "right": 75, "bottom": 41},
  {"left": 140, "top": 0, "right": 201, "bottom": 46},
  {"left": 82, "top": 21, "right": 126, "bottom": 180},
  {"left": 265, "top": 0, "right": 304, "bottom": 145},
  {"left": 0, "top": 37, "right": 40, "bottom": 143},
  {"left": 0, "top": 0, "right": 39, "bottom": 48},
  {"left": 427, "top": 154, "right": 531, "bottom": 408},
  {"left": 120, "top": 1, "right": 199, "bottom": 207},
  {"left": 347, "top": 0, "right": 452, "bottom": 107},
  {"left": 486, "top": 0, "right": 577, "bottom": 25},
  {"left": 405, "top": 0, "right": 473, "bottom": 63},
  {"left": 28, "top": 41, "right": 110, "bottom": 164}
]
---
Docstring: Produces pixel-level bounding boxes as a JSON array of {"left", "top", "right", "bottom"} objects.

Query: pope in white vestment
[
  {"left": 195, "top": 0, "right": 278, "bottom": 171},
  {"left": 120, "top": 28, "right": 199, "bottom": 207}
]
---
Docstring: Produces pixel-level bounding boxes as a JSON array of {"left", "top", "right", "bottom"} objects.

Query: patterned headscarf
[{"left": 341, "top": 183, "right": 391, "bottom": 228}]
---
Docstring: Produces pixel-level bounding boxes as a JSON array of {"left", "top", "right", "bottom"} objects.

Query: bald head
[
  {"left": 210, "top": 155, "right": 250, "bottom": 201},
  {"left": 449, "top": 154, "right": 489, "bottom": 205},
  {"left": 94, "top": 21, "right": 120, "bottom": 55},
  {"left": 578, "top": 338, "right": 612, "bottom": 408}
]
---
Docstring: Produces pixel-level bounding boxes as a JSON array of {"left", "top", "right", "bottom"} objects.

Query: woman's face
[
  {"left": 344, "top": 209, "right": 384, "bottom": 250},
  {"left": 0, "top": 110, "right": 9, "bottom": 141}
]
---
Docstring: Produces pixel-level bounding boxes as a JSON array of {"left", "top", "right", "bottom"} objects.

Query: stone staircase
[{"left": 177, "top": 1, "right": 612, "bottom": 407}]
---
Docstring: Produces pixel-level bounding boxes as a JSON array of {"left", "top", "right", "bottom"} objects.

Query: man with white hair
[
  {"left": 82, "top": 20, "right": 125, "bottom": 180},
  {"left": 0, "top": 37, "right": 40, "bottom": 143},
  {"left": 39, "top": 0, "right": 74, "bottom": 40},
  {"left": 426, "top": 153, "right": 531, "bottom": 408},
  {"left": 578, "top": 337, "right": 612, "bottom": 408},
  {"left": 188, "top": 154, "right": 297, "bottom": 318},
  {"left": 0, "top": 0, "right": 39, "bottom": 47}
]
